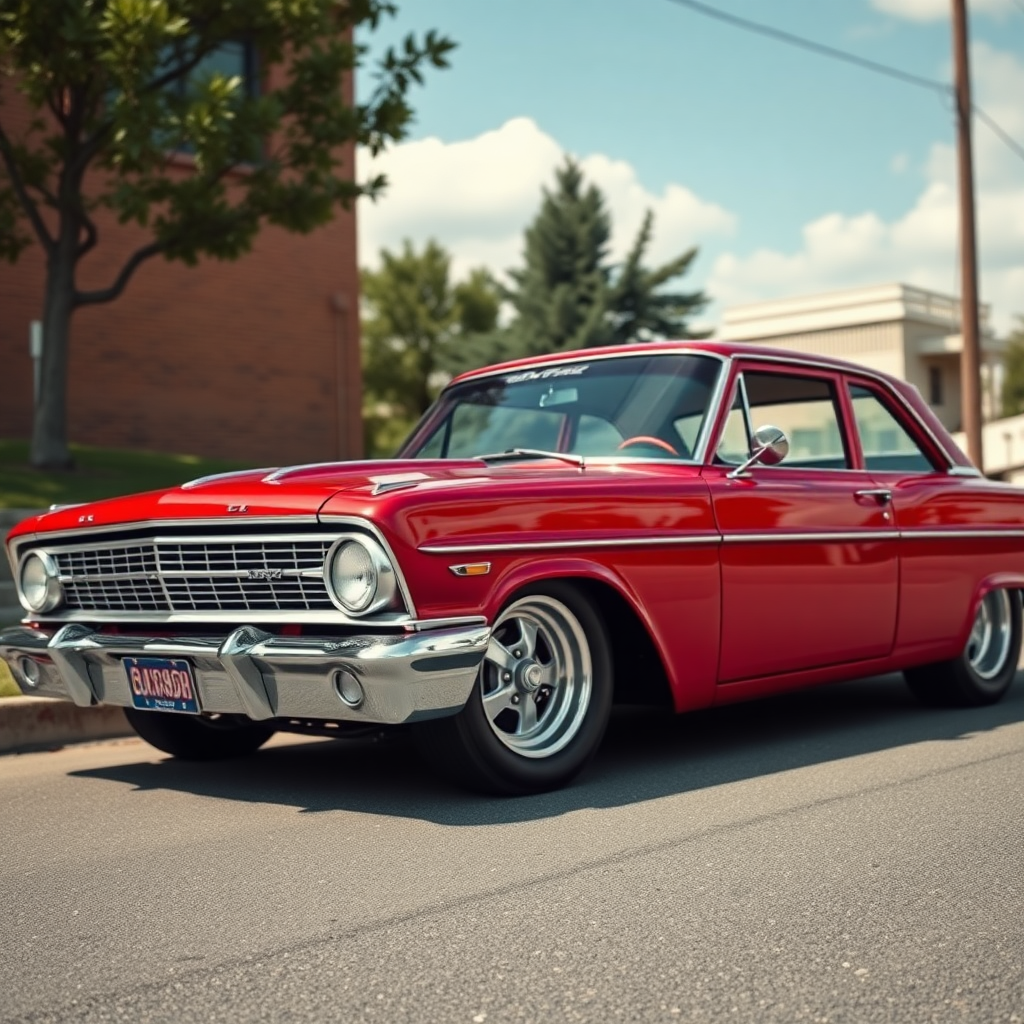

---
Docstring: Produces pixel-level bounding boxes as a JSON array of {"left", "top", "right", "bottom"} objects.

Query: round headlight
[
  {"left": 329, "top": 540, "right": 378, "bottom": 613},
  {"left": 19, "top": 551, "right": 62, "bottom": 613},
  {"left": 326, "top": 536, "right": 398, "bottom": 616}
]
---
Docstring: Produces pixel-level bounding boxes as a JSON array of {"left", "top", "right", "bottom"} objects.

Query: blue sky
[{"left": 357, "top": 0, "right": 1024, "bottom": 332}]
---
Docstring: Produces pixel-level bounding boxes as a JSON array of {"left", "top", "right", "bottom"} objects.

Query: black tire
[
  {"left": 414, "top": 581, "right": 613, "bottom": 795},
  {"left": 904, "top": 588, "right": 1021, "bottom": 707},
  {"left": 124, "top": 709, "right": 276, "bottom": 760}
]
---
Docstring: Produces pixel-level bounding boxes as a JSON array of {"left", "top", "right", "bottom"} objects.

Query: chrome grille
[{"left": 53, "top": 537, "right": 335, "bottom": 615}]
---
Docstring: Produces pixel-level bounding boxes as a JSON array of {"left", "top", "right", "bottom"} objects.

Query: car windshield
[{"left": 399, "top": 353, "right": 723, "bottom": 462}]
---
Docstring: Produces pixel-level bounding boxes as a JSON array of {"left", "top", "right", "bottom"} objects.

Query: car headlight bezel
[
  {"left": 18, "top": 550, "right": 63, "bottom": 614},
  {"left": 325, "top": 535, "right": 398, "bottom": 616}
]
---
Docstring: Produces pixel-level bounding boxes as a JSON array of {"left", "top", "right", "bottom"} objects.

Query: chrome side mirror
[{"left": 727, "top": 425, "right": 790, "bottom": 478}]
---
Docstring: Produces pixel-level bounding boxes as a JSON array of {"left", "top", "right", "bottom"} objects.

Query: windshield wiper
[{"left": 475, "top": 448, "right": 586, "bottom": 469}]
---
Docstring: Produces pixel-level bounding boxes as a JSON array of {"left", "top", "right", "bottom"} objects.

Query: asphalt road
[{"left": 1, "top": 673, "right": 1023, "bottom": 1024}]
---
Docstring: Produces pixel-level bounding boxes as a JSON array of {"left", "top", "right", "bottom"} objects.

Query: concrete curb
[{"left": 0, "top": 696, "right": 133, "bottom": 754}]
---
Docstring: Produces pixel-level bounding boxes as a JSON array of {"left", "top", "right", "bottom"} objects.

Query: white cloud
[
  {"left": 708, "top": 41, "right": 1024, "bottom": 333},
  {"left": 871, "top": 0, "right": 1016, "bottom": 21},
  {"left": 358, "top": 44, "right": 1024, "bottom": 336},
  {"left": 357, "top": 117, "right": 735, "bottom": 282}
]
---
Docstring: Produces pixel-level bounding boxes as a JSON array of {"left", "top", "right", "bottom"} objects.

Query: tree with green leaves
[
  {"left": 0, "top": 0, "right": 453, "bottom": 468},
  {"left": 499, "top": 158, "right": 708, "bottom": 361},
  {"left": 361, "top": 239, "right": 500, "bottom": 456},
  {"left": 1001, "top": 316, "right": 1024, "bottom": 417}
]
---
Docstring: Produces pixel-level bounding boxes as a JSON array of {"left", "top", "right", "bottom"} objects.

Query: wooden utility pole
[{"left": 952, "top": 0, "right": 984, "bottom": 471}]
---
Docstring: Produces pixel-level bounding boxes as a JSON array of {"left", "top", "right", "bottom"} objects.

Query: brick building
[{"left": 0, "top": 64, "right": 363, "bottom": 467}]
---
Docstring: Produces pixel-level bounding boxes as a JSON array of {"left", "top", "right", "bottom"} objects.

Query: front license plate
[{"left": 124, "top": 657, "right": 200, "bottom": 714}]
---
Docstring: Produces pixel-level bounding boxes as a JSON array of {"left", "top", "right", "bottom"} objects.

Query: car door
[
  {"left": 844, "top": 377, "right": 1024, "bottom": 662},
  {"left": 703, "top": 363, "right": 900, "bottom": 683}
]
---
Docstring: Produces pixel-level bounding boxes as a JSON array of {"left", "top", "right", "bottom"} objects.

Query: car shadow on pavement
[{"left": 70, "top": 671, "right": 1024, "bottom": 826}]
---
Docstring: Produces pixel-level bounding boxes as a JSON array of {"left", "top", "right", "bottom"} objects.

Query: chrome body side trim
[
  {"left": 419, "top": 533, "right": 724, "bottom": 554},
  {"left": 947, "top": 465, "right": 984, "bottom": 477},
  {"left": 722, "top": 531, "right": 901, "bottom": 544},
  {"left": 898, "top": 528, "right": 1024, "bottom": 540},
  {"left": 420, "top": 527, "right": 1024, "bottom": 555},
  {"left": 0, "top": 621, "right": 490, "bottom": 726}
]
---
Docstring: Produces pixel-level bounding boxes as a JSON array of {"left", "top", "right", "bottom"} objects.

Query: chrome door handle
[{"left": 854, "top": 488, "right": 892, "bottom": 505}]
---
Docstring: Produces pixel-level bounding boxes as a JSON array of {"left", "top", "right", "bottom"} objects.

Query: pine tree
[
  {"left": 506, "top": 158, "right": 614, "bottom": 355},
  {"left": 607, "top": 210, "right": 708, "bottom": 343},
  {"left": 496, "top": 158, "right": 709, "bottom": 362}
]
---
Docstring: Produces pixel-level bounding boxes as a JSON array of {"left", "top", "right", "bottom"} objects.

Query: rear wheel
[
  {"left": 124, "top": 709, "right": 275, "bottom": 760},
  {"left": 414, "top": 582, "right": 613, "bottom": 795},
  {"left": 904, "top": 588, "right": 1021, "bottom": 707}
]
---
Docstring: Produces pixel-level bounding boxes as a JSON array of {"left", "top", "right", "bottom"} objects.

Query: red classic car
[{"left": 2, "top": 342, "right": 1021, "bottom": 793}]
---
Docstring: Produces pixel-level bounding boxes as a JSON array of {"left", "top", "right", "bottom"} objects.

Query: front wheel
[
  {"left": 904, "top": 588, "right": 1021, "bottom": 707},
  {"left": 124, "top": 709, "right": 276, "bottom": 760},
  {"left": 414, "top": 582, "right": 613, "bottom": 795}
]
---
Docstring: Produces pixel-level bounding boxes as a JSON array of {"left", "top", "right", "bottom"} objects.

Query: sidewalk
[{"left": 0, "top": 696, "right": 132, "bottom": 754}]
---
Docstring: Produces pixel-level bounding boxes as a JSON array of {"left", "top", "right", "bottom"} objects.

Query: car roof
[
  {"left": 449, "top": 340, "right": 896, "bottom": 387},
  {"left": 445, "top": 339, "right": 975, "bottom": 473}
]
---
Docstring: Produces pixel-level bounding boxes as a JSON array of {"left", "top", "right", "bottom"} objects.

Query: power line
[
  {"left": 663, "top": 0, "right": 948, "bottom": 95},
  {"left": 974, "top": 105, "right": 1024, "bottom": 164},
  {"left": 664, "top": 0, "right": 1024, "bottom": 171}
]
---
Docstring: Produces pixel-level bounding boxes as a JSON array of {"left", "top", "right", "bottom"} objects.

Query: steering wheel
[{"left": 617, "top": 436, "right": 680, "bottom": 457}]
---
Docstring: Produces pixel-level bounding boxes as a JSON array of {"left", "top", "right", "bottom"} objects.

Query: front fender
[{"left": 482, "top": 552, "right": 720, "bottom": 713}]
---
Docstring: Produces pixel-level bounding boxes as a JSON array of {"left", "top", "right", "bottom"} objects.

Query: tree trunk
[{"left": 30, "top": 230, "right": 77, "bottom": 469}]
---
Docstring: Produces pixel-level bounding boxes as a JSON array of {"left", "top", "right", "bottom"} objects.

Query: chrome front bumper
[{"left": 0, "top": 622, "right": 490, "bottom": 725}]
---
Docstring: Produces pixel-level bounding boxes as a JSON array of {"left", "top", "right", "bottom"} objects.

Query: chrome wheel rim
[
  {"left": 479, "top": 595, "right": 592, "bottom": 758},
  {"left": 966, "top": 590, "right": 1013, "bottom": 681}
]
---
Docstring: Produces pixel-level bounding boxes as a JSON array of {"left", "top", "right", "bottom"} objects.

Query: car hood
[
  {"left": 7, "top": 457, "right": 708, "bottom": 546},
  {"left": 7, "top": 460, "right": 490, "bottom": 539}
]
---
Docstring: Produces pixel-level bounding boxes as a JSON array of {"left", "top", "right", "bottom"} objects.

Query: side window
[
  {"left": 741, "top": 371, "right": 849, "bottom": 469},
  {"left": 849, "top": 384, "right": 936, "bottom": 473}
]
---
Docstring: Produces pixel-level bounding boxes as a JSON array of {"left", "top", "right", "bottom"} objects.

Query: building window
[
  {"left": 156, "top": 40, "right": 260, "bottom": 159},
  {"left": 186, "top": 41, "right": 259, "bottom": 98},
  {"left": 928, "top": 365, "right": 944, "bottom": 406}
]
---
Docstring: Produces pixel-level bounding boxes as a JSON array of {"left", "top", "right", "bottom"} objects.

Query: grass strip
[{"left": 0, "top": 439, "right": 254, "bottom": 508}]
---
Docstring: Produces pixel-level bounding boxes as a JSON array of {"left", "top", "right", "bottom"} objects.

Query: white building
[{"left": 719, "top": 282, "right": 1004, "bottom": 435}]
